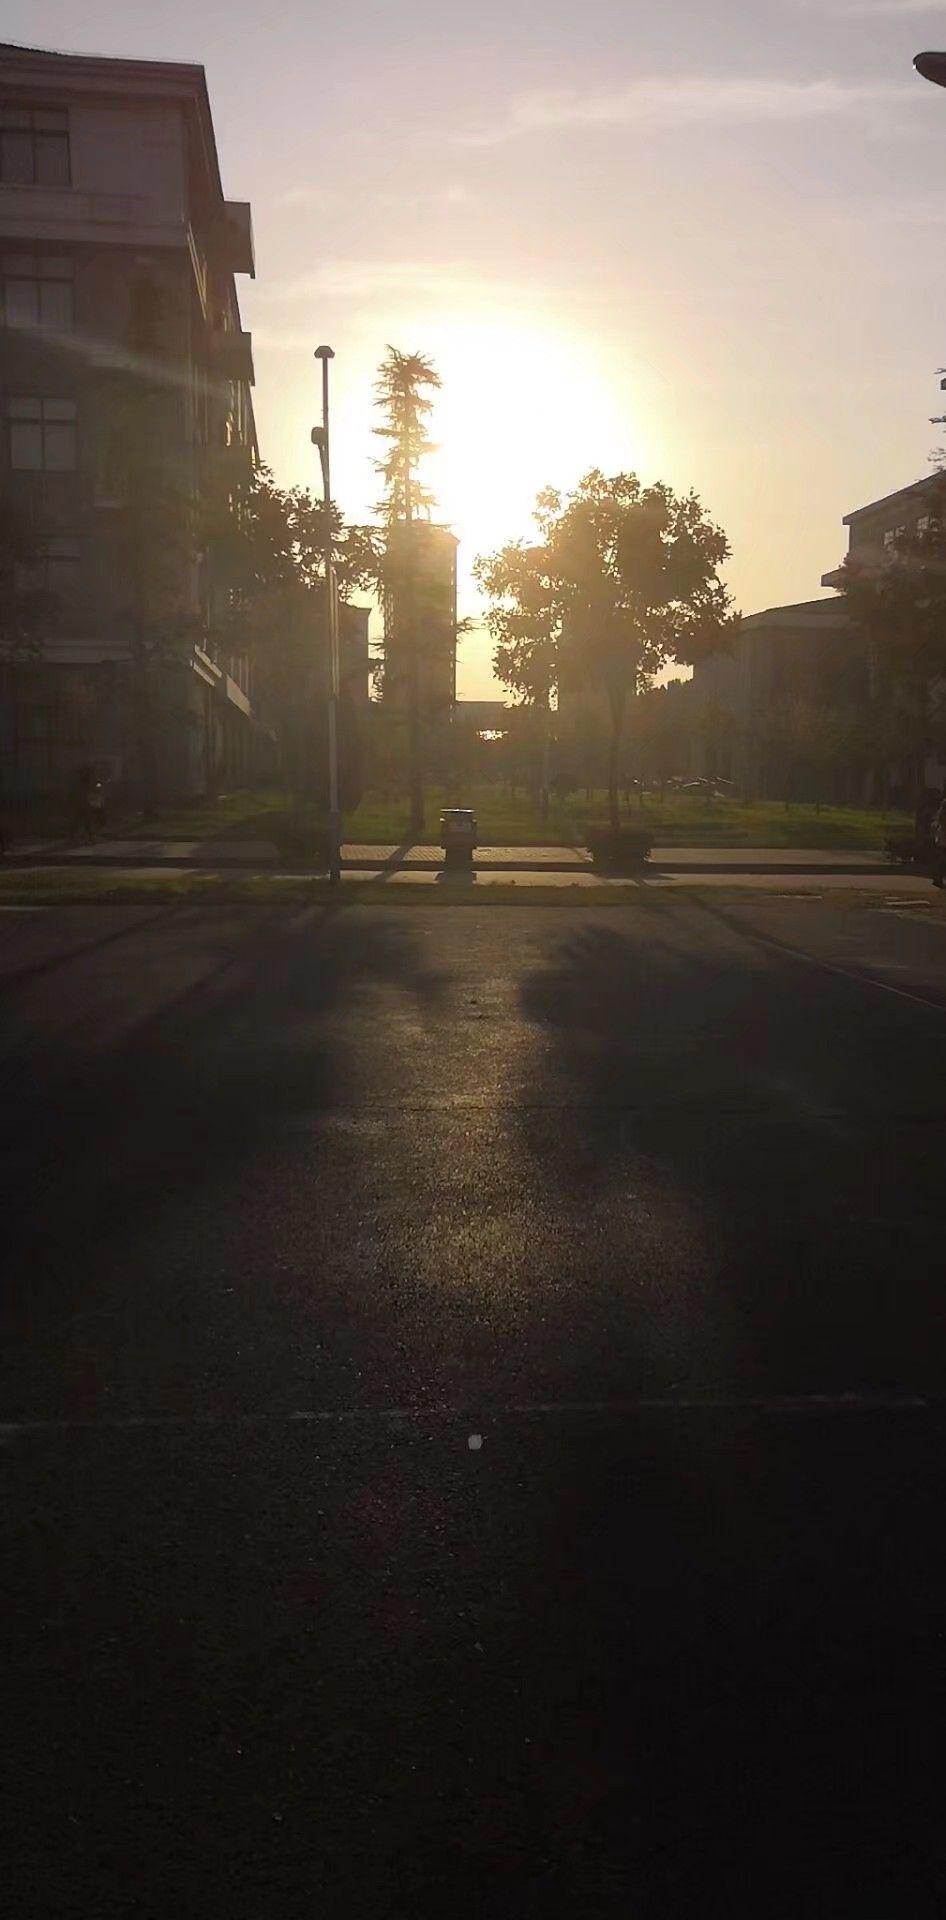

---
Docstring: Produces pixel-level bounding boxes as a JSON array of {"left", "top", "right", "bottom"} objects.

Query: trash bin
[{"left": 440, "top": 808, "right": 478, "bottom": 870}]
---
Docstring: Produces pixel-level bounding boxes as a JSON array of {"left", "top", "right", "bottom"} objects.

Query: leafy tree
[
  {"left": 554, "top": 472, "right": 737, "bottom": 828},
  {"left": 481, "top": 471, "right": 737, "bottom": 831},
  {"left": 373, "top": 347, "right": 441, "bottom": 832},
  {"left": 211, "top": 465, "right": 375, "bottom": 802},
  {"left": 474, "top": 506, "right": 561, "bottom": 818}
]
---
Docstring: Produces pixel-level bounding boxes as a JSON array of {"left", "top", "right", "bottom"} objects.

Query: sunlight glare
[{"left": 422, "top": 319, "right": 640, "bottom": 564}]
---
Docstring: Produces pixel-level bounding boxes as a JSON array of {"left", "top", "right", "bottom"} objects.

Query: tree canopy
[
  {"left": 478, "top": 469, "right": 738, "bottom": 828},
  {"left": 373, "top": 347, "right": 440, "bottom": 525}
]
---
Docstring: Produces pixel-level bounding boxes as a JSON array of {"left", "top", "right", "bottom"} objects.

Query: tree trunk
[
  {"left": 408, "top": 646, "right": 423, "bottom": 834},
  {"left": 133, "top": 644, "right": 158, "bottom": 818},
  {"left": 913, "top": 675, "right": 930, "bottom": 812},
  {"left": 403, "top": 477, "right": 424, "bottom": 836},
  {"left": 607, "top": 689, "right": 626, "bottom": 834},
  {"left": 540, "top": 694, "right": 550, "bottom": 825}
]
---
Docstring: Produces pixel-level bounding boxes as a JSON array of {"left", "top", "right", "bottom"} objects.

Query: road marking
[
  {"left": 758, "top": 940, "right": 946, "bottom": 1015},
  {"left": 0, "top": 1390, "right": 933, "bottom": 1438},
  {"left": 692, "top": 899, "right": 946, "bottom": 1016}
]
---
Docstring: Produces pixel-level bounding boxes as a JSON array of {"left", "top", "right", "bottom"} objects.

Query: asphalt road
[{"left": 3, "top": 894, "right": 946, "bottom": 1917}]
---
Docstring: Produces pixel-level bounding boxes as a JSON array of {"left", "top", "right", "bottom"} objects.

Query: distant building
[
  {"left": 0, "top": 41, "right": 264, "bottom": 812},
  {"left": 454, "top": 698, "right": 508, "bottom": 735},
  {"left": 686, "top": 598, "right": 865, "bottom": 797},
  {"left": 381, "top": 521, "right": 458, "bottom": 718},
  {"left": 821, "top": 474, "right": 943, "bottom": 589}
]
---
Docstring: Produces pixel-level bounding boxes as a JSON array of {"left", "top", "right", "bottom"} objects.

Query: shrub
[
  {"left": 268, "top": 809, "right": 329, "bottom": 869},
  {"left": 585, "top": 824, "right": 653, "bottom": 871}
]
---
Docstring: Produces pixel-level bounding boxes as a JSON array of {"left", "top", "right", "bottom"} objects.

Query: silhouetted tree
[
  {"left": 474, "top": 507, "right": 561, "bottom": 819},
  {"left": 212, "top": 465, "right": 375, "bottom": 802},
  {"left": 374, "top": 347, "right": 441, "bottom": 832},
  {"left": 481, "top": 471, "right": 737, "bottom": 831}
]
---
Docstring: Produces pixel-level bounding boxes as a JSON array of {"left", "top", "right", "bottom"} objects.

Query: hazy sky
[{"left": 6, "top": 0, "right": 946, "bottom": 693}]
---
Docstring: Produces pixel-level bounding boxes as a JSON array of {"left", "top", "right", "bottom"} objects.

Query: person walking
[
  {"left": 931, "top": 790, "right": 946, "bottom": 888},
  {"left": 68, "top": 763, "right": 106, "bottom": 842}
]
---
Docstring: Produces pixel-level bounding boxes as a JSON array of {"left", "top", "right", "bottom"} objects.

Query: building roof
[
  {"left": 842, "top": 473, "right": 941, "bottom": 527},
  {"left": 741, "top": 598, "right": 849, "bottom": 630},
  {"left": 0, "top": 41, "right": 230, "bottom": 229}
]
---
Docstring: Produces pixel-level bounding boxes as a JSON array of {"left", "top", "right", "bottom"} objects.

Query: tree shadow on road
[
  {"left": 0, "top": 905, "right": 448, "bottom": 1409},
  {"left": 513, "top": 911, "right": 946, "bottom": 1399}
]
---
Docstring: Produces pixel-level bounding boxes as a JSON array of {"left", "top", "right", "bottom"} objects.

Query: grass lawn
[
  {"left": 109, "top": 785, "right": 911, "bottom": 852},
  {"left": 346, "top": 789, "right": 910, "bottom": 850},
  {"left": 0, "top": 869, "right": 647, "bottom": 908},
  {"left": 120, "top": 788, "right": 289, "bottom": 840}
]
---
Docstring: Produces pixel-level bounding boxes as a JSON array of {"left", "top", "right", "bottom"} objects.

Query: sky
[{"left": 5, "top": 0, "right": 946, "bottom": 695}]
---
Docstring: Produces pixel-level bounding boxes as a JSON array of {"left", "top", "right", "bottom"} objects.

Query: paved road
[{"left": 3, "top": 897, "right": 946, "bottom": 1917}]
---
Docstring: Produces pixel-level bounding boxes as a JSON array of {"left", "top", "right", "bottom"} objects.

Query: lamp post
[{"left": 311, "top": 345, "right": 340, "bottom": 885}]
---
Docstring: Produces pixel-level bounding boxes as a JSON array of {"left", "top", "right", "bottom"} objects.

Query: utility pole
[{"left": 312, "top": 345, "right": 340, "bottom": 884}]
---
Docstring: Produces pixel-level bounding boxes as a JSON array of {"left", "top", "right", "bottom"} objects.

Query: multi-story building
[
  {"left": 684, "top": 598, "right": 866, "bottom": 798},
  {"left": 0, "top": 41, "right": 263, "bottom": 814}
]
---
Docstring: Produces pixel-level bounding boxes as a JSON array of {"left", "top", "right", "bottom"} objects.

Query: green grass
[
  {"left": 104, "top": 784, "right": 911, "bottom": 852},
  {"left": 346, "top": 789, "right": 910, "bottom": 851},
  {"left": 0, "top": 868, "right": 644, "bottom": 908},
  {"left": 120, "top": 788, "right": 289, "bottom": 840}
]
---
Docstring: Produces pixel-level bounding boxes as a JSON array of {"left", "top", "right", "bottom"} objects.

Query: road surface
[{"left": 3, "top": 895, "right": 945, "bottom": 1917}]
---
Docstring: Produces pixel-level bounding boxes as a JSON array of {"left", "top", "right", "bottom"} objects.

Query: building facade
[
  {"left": 685, "top": 598, "right": 866, "bottom": 798},
  {"left": 821, "top": 473, "right": 944, "bottom": 590},
  {"left": 0, "top": 41, "right": 263, "bottom": 815}
]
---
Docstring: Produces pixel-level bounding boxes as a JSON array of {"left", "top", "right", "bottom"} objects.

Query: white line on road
[
  {"left": 696, "top": 902, "right": 946, "bottom": 1017},
  {"left": 0, "top": 1390, "right": 933, "bottom": 1438}
]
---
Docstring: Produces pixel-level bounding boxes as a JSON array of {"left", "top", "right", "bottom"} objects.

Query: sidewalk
[{"left": 7, "top": 837, "right": 897, "bottom": 876}]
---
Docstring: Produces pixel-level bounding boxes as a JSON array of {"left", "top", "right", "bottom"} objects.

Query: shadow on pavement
[
  {"left": 0, "top": 905, "right": 447, "bottom": 1409},
  {"left": 514, "top": 912, "right": 946, "bottom": 1397}
]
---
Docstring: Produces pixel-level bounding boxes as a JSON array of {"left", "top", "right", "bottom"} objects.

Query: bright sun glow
[{"left": 422, "top": 319, "right": 638, "bottom": 567}]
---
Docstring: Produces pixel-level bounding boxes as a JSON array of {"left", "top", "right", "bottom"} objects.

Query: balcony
[
  {"left": 208, "top": 328, "right": 255, "bottom": 387},
  {"left": 216, "top": 200, "right": 255, "bottom": 278}
]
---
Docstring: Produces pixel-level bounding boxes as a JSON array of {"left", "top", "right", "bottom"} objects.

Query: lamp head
[
  {"left": 915, "top": 51, "right": 946, "bottom": 88},
  {"left": 314, "top": 345, "right": 336, "bottom": 361}
]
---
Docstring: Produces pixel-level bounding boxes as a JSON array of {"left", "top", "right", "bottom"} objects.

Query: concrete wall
[{"left": 69, "top": 101, "right": 187, "bottom": 223}]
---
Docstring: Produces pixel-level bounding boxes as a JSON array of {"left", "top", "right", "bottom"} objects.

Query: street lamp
[
  {"left": 312, "top": 345, "right": 340, "bottom": 885},
  {"left": 915, "top": 51, "right": 946, "bottom": 88}
]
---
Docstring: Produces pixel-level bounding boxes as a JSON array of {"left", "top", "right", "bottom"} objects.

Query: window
[
  {"left": 1, "top": 254, "right": 73, "bottom": 330},
  {"left": 0, "top": 107, "right": 70, "bottom": 186},
  {"left": 14, "top": 536, "right": 80, "bottom": 599},
  {"left": 917, "top": 515, "right": 932, "bottom": 537},
  {"left": 8, "top": 398, "right": 77, "bottom": 471},
  {"left": 882, "top": 525, "right": 906, "bottom": 552}
]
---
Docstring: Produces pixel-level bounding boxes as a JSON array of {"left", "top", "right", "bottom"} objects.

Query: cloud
[{"left": 457, "top": 74, "right": 912, "bottom": 147}]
